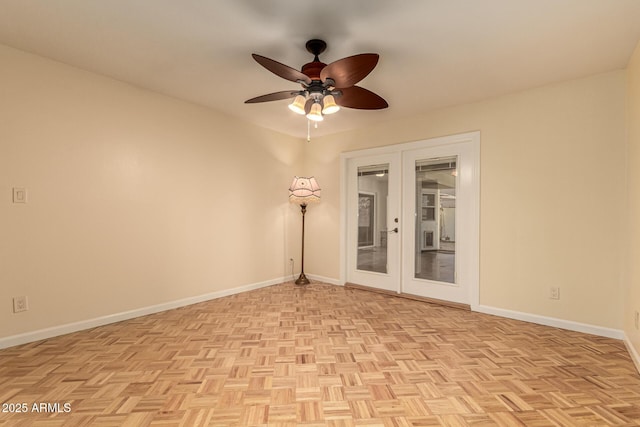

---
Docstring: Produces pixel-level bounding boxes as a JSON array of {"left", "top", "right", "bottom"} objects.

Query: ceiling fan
[{"left": 245, "top": 39, "right": 388, "bottom": 122}]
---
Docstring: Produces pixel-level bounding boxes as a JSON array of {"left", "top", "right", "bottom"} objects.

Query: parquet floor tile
[{"left": 1, "top": 282, "right": 639, "bottom": 426}]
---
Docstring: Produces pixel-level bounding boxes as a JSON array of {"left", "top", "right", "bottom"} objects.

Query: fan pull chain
[{"left": 305, "top": 119, "right": 320, "bottom": 142}]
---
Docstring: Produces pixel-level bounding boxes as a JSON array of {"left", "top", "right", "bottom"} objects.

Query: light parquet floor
[{"left": 1, "top": 282, "right": 640, "bottom": 426}]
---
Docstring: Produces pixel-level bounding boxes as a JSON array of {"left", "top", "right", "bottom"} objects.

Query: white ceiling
[{"left": 1, "top": 0, "right": 639, "bottom": 139}]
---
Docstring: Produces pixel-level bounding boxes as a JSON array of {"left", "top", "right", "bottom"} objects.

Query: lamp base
[{"left": 295, "top": 273, "right": 310, "bottom": 285}]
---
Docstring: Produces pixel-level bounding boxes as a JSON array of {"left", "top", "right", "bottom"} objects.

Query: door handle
[{"left": 388, "top": 227, "right": 398, "bottom": 233}]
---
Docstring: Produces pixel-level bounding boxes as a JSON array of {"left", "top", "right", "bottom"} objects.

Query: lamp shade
[
  {"left": 289, "top": 176, "right": 321, "bottom": 205},
  {"left": 306, "top": 102, "right": 324, "bottom": 122},
  {"left": 322, "top": 95, "right": 340, "bottom": 115},
  {"left": 288, "top": 95, "right": 306, "bottom": 115}
]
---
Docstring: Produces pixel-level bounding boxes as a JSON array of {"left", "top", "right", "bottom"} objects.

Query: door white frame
[{"left": 340, "top": 131, "right": 480, "bottom": 307}]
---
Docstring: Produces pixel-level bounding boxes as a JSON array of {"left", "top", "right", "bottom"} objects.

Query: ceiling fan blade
[
  {"left": 252, "top": 54, "right": 312, "bottom": 84},
  {"left": 320, "top": 54, "right": 379, "bottom": 88},
  {"left": 335, "top": 86, "right": 388, "bottom": 110},
  {"left": 244, "top": 90, "right": 298, "bottom": 103}
]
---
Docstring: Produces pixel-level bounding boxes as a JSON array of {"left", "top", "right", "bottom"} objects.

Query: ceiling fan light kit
[{"left": 245, "top": 39, "right": 388, "bottom": 131}]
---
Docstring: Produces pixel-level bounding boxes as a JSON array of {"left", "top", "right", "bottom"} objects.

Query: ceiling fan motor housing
[
  {"left": 302, "top": 39, "right": 329, "bottom": 82},
  {"left": 301, "top": 61, "right": 326, "bottom": 82}
]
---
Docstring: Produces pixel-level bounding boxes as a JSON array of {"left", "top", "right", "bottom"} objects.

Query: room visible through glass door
[
  {"left": 414, "top": 157, "right": 457, "bottom": 284},
  {"left": 357, "top": 165, "right": 388, "bottom": 273}
]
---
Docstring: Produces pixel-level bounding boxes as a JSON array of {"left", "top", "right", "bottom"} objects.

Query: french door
[
  {"left": 343, "top": 132, "right": 479, "bottom": 306},
  {"left": 345, "top": 153, "right": 401, "bottom": 292}
]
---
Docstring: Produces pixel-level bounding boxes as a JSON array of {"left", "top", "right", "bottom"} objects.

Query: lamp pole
[{"left": 296, "top": 203, "right": 310, "bottom": 285}]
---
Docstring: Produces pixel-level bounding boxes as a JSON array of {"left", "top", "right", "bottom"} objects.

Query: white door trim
[{"left": 340, "top": 131, "right": 480, "bottom": 307}]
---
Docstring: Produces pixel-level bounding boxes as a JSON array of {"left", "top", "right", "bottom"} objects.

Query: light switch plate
[
  {"left": 13, "top": 187, "right": 27, "bottom": 203},
  {"left": 13, "top": 296, "right": 28, "bottom": 313}
]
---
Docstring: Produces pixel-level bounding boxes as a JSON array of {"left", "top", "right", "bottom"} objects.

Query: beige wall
[
  {"left": 305, "top": 70, "right": 627, "bottom": 330},
  {"left": 0, "top": 44, "right": 304, "bottom": 338},
  {"left": 625, "top": 41, "right": 640, "bottom": 355},
  {"left": 0, "top": 41, "right": 632, "bottom": 342}
]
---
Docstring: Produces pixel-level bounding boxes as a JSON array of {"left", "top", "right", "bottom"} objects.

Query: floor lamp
[{"left": 289, "top": 176, "right": 321, "bottom": 285}]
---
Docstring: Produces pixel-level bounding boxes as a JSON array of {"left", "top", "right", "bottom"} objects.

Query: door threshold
[{"left": 345, "top": 282, "right": 470, "bottom": 311}]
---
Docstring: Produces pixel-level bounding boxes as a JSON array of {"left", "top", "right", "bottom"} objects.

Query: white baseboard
[
  {"left": 311, "top": 282, "right": 624, "bottom": 341},
  {"left": 473, "top": 304, "right": 624, "bottom": 340},
  {"left": 306, "top": 274, "right": 342, "bottom": 286},
  {"left": 624, "top": 332, "right": 640, "bottom": 374},
  {"left": 0, "top": 276, "right": 286, "bottom": 350}
]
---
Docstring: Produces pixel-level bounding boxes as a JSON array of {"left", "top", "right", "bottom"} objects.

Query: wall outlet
[
  {"left": 635, "top": 311, "right": 639, "bottom": 330},
  {"left": 549, "top": 287, "right": 560, "bottom": 300},
  {"left": 13, "top": 296, "right": 29, "bottom": 313}
]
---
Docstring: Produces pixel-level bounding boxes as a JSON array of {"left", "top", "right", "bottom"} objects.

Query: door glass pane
[
  {"left": 357, "top": 164, "right": 388, "bottom": 273},
  {"left": 414, "top": 156, "right": 457, "bottom": 283}
]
